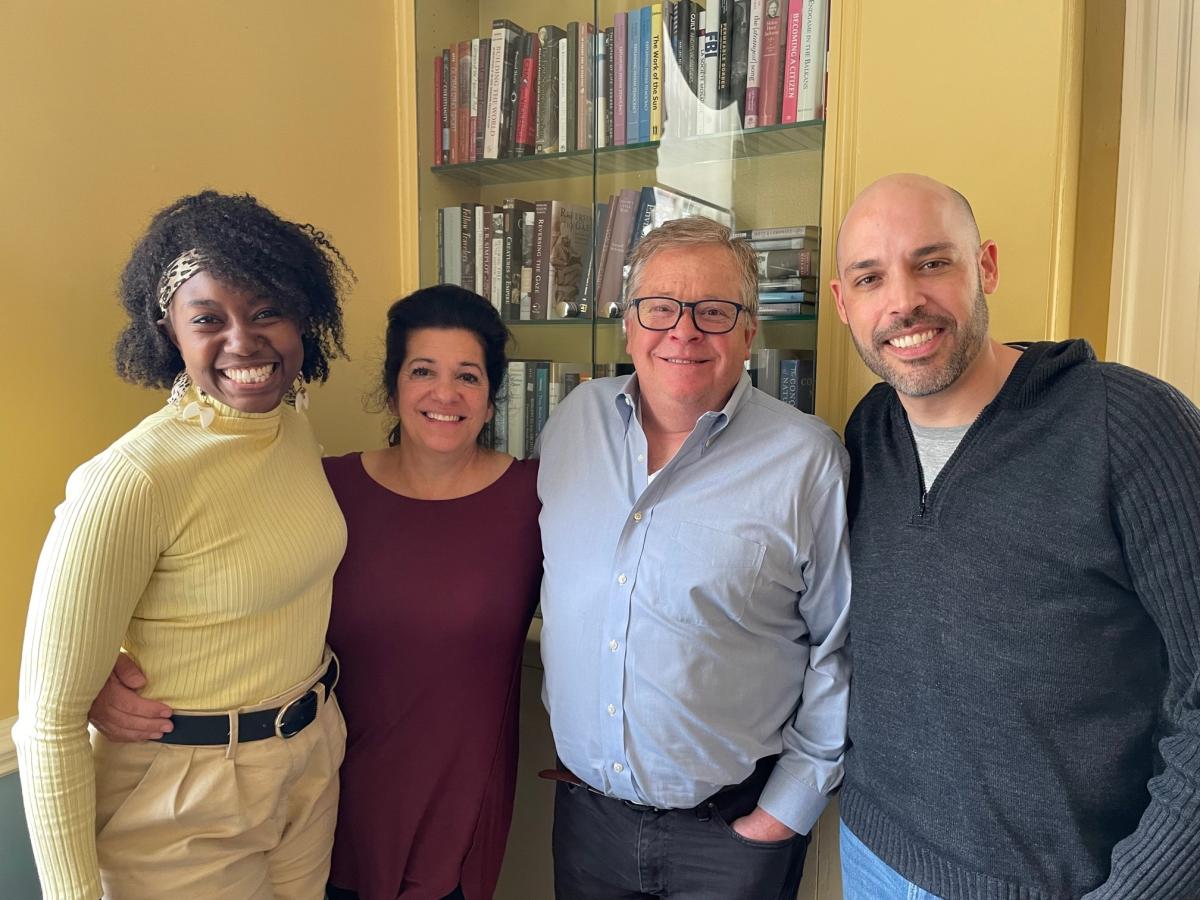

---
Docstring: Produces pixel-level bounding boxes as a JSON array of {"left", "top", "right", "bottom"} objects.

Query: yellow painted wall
[
  {"left": 1070, "top": 0, "right": 1125, "bottom": 358},
  {"left": 0, "top": 2, "right": 410, "bottom": 719},
  {"left": 817, "top": 0, "right": 1091, "bottom": 431}
]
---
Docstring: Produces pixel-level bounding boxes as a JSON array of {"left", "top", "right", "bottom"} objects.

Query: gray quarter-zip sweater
[{"left": 841, "top": 339, "right": 1200, "bottom": 899}]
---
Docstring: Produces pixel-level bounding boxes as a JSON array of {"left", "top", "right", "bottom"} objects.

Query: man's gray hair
[{"left": 624, "top": 216, "right": 759, "bottom": 319}]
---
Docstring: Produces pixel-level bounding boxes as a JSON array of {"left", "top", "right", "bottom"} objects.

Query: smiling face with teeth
[
  {"left": 831, "top": 175, "right": 1000, "bottom": 406},
  {"left": 392, "top": 327, "right": 493, "bottom": 456},
  {"left": 625, "top": 245, "right": 757, "bottom": 426},
  {"left": 159, "top": 271, "right": 304, "bottom": 413}
]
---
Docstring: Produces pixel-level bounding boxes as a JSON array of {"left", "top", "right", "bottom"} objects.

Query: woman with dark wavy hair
[
  {"left": 321, "top": 285, "right": 541, "bottom": 900},
  {"left": 15, "top": 190, "right": 354, "bottom": 899}
]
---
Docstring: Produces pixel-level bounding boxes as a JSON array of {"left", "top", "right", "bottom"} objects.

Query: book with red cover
[
  {"left": 458, "top": 41, "right": 472, "bottom": 163},
  {"left": 448, "top": 44, "right": 460, "bottom": 164},
  {"left": 758, "top": 0, "right": 784, "bottom": 125},
  {"left": 781, "top": 0, "right": 804, "bottom": 123},
  {"left": 514, "top": 32, "right": 541, "bottom": 156}
]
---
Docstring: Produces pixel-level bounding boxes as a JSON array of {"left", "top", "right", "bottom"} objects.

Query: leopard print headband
[{"left": 156, "top": 249, "right": 209, "bottom": 316}]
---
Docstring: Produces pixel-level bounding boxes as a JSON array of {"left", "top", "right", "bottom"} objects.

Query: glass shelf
[{"left": 431, "top": 120, "right": 825, "bottom": 186}]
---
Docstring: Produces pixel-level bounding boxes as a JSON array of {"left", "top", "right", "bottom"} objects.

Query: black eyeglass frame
[{"left": 628, "top": 297, "right": 747, "bottom": 335}]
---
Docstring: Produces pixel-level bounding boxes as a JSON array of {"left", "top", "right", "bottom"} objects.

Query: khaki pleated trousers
[{"left": 92, "top": 658, "right": 346, "bottom": 899}]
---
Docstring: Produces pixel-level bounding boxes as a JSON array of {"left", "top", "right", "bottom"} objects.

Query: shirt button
[
  {"left": 607, "top": 704, "right": 616, "bottom": 716},
  {"left": 613, "top": 762, "right": 624, "bottom": 774},
  {"left": 617, "top": 573, "right": 627, "bottom": 585},
  {"left": 632, "top": 511, "right": 643, "bottom": 522},
  {"left": 609, "top": 639, "right": 619, "bottom": 652},
  {"left": 637, "top": 454, "right": 645, "bottom": 462}
]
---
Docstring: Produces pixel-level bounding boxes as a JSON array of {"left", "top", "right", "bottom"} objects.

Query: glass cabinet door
[{"left": 416, "top": 0, "right": 830, "bottom": 454}]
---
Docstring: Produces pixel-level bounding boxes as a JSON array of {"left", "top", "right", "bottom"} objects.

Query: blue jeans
[{"left": 840, "top": 820, "right": 943, "bottom": 900}]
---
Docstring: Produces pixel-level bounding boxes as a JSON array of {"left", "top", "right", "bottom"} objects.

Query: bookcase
[
  {"left": 417, "top": 0, "right": 830, "bottom": 459},
  {"left": 415, "top": 1, "right": 835, "bottom": 897}
]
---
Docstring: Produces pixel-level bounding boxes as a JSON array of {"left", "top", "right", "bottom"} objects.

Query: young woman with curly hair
[{"left": 14, "top": 190, "right": 354, "bottom": 900}]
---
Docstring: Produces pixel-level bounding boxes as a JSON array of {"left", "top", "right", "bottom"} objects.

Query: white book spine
[
  {"left": 797, "top": 0, "right": 828, "bottom": 120},
  {"left": 558, "top": 38, "right": 568, "bottom": 154},
  {"left": 484, "top": 27, "right": 507, "bottom": 158},
  {"left": 745, "top": 0, "right": 765, "bottom": 128}
]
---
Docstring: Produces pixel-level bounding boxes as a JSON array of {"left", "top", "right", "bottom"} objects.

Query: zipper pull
[{"left": 919, "top": 490, "right": 928, "bottom": 518}]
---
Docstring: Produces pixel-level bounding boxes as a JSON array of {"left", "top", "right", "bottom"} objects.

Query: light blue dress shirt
[{"left": 536, "top": 372, "right": 851, "bottom": 835}]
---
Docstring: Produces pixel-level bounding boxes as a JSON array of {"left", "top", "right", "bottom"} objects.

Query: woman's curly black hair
[
  {"left": 377, "top": 284, "right": 511, "bottom": 447},
  {"left": 115, "top": 190, "right": 354, "bottom": 388}
]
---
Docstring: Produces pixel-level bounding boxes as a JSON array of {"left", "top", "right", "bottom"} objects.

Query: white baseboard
[{"left": 0, "top": 715, "right": 16, "bottom": 777}]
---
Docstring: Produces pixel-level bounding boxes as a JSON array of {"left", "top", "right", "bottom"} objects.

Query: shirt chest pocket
[{"left": 649, "top": 520, "right": 766, "bottom": 627}]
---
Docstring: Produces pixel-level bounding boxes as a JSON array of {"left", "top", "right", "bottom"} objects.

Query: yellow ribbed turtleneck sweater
[{"left": 14, "top": 388, "right": 347, "bottom": 900}]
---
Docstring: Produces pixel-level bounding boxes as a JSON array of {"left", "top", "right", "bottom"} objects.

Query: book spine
[
  {"left": 503, "top": 34, "right": 524, "bottom": 157},
  {"left": 564, "top": 23, "right": 579, "bottom": 151},
  {"left": 781, "top": 0, "right": 804, "bottom": 123},
  {"left": 779, "top": 358, "right": 799, "bottom": 406},
  {"left": 443, "top": 207, "right": 462, "bottom": 286},
  {"left": 475, "top": 38, "right": 490, "bottom": 160},
  {"left": 596, "top": 27, "right": 609, "bottom": 149},
  {"left": 731, "top": 0, "right": 750, "bottom": 125},
  {"left": 578, "top": 23, "right": 594, "bottom": 150},
  {"left": 458, "top": 41, "right": 472, "bottom": 162},
  {"left": 531, "top": 200, "right": 551, "bottom": 319},
  {"left": 492, "top": 211, "right": 506, "bottom": 313},
  {"left": 737, "top": 224, "right": 820, "bottom": 239},
  {"left": 535, "top": 28, "right": 553, "bottom": 153},
  {"left": 759, "top": 3, "right": 784, "bottom": 125},
  {"left": 460, "top": 205, "right": 474, "bottom": 290},
  {"left": 448, "top": 43, "right": 460, "bottom": 164},
  {"left": 599, "top": 188, "right": 639, "bottom": 307},
  {"left": 702, "top": 12, "right": 720, "bottom": 134},
  {"left": 605, "top": 28, "right": 616, "bottom": 147},
  {"left": 477, "top": 205, "right": 490, "bottom": 296},
  {"left": 757, "top": 247, "right": 819, "bottom": 277},
  {"left": 533, "top": 361, "right": 550, "bottom": 453},
  {"left": 614, "top": 13, "right": 628, "bottom": 146},
  {"left": 744, "top": 0, "right": 764, "bottom": 128},
  {"left": 797, "top": 0, "right": 827, "bottom": 120},
  {"left": 506, "top": 361, "right": 525, "bottom": 458},
  {"left": 484, "top": 26, "right": 507, "bottom": 158},
  {"left": 641, "top": 5, "right": 653, "bottom": 143},
  {"left": 716, "top": 0, "right": 732, "bottom": 107},
  {"left": 649, "top": 4, "right": 663, "bottom": 141},
  {"left": 434, "top": 54, "right": 446, "bottom": 165},
  {"left": 520, "top": 210, "right": 535, "bottom": 319},
  {"left": 469, "top": 38, "right": 481, "bottom": 161},
  {"left": 523, "top": 362, "right": 537, "bottom": 458},
  {"left": 627, "top": 9, "right": 641, "bottom": 144},
  {"left": 686, "top": 0, "right": 696, "bottom": 139},
  {"left": 514, "top": 34, "right": 540, "bottom": 156},
  {"left": 757, "top": 301, "right": 814, "bottom": 315},
  {"left": 558, "top": 38, "right": 568, "bottom": 153}
]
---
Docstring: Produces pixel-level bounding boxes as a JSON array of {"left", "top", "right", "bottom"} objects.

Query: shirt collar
[{"left": 614, "top": 371, "right": 753, "bottom": 450}]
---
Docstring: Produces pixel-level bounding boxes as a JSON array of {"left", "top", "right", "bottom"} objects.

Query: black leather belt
[{"left": 159, "top": 656, "right": 339, "bottom": 746}]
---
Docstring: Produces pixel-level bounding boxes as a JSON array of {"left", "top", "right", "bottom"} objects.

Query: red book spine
[
  {"left": 448, "top": 44, "right": 460, "bottom": 163},
  {"left": 781, "top": 0, "right": 804, "bottom": 124},
  {"left": 515, "top": 36, "right": 541, "bottom": 154},
  {"left": 759, "top": 10, "right": 783, "bottom": 125},
  {"left": 458, "top": 41, "right": 472, "bottom": 163}
]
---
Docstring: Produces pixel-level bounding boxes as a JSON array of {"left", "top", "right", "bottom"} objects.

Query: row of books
[
  {"left": 432, "top": 0, "right": 830, "bottom": 164},
  {"left": 750, "top": 348, "right": 815, "bottom": 412},
  {"left": 437, "top": 184, "right": 732, "bottom": 320},
  {"left": 483, "top": 360, "right": 587, "bottom": 457},
  {"left": 737, "top": 225, "right": 821, "bottom": 316}
]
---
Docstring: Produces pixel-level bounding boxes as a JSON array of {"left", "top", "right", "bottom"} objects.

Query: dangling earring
[
  {"left": 170, "top": 371, "right": 215, "bottom": 427},
  {"left": 285, "top": 375, "right": 310, "bottom": 412},
  {"left": 167, "top": 371, "right": 191, "bottom": 406}
]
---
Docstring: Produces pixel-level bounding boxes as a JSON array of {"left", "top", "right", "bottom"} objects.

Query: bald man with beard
[{"left": 829, "top": 174, "right": 1200, "bottom": 899}]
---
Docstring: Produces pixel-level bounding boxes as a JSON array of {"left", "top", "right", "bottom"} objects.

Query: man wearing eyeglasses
[{"left": 536, "top": 216, "right": 851, "bottom": 899}]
